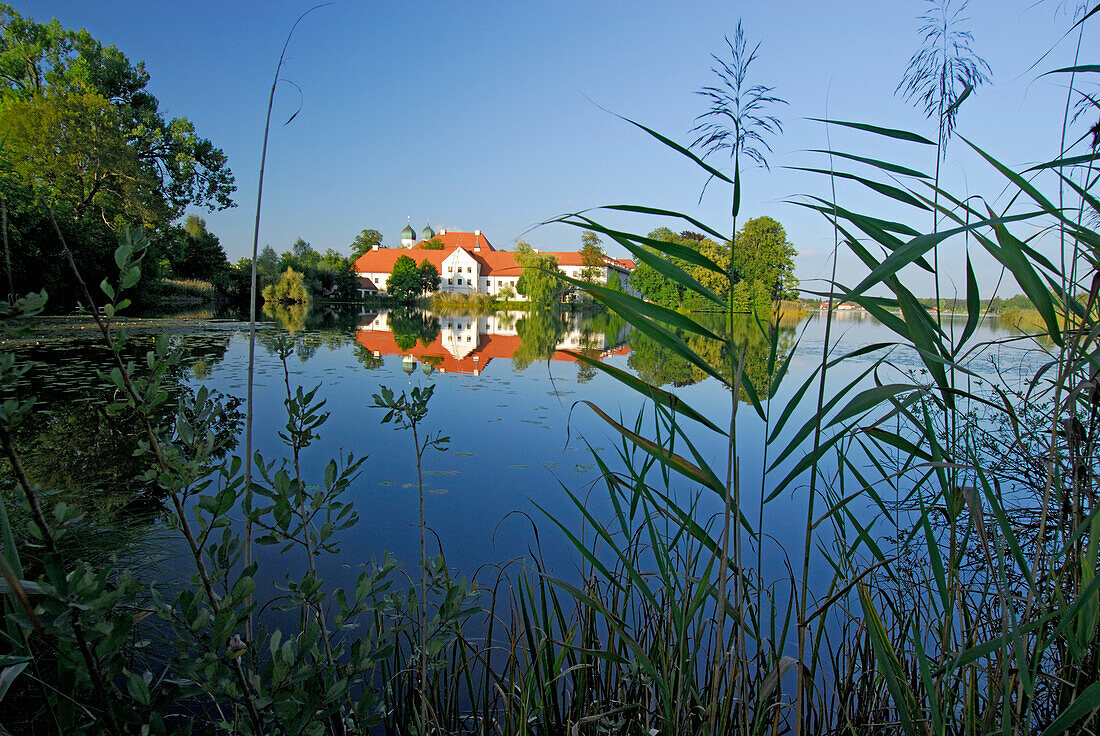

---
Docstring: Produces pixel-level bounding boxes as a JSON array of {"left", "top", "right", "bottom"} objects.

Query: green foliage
[
  {"left": 514, "top": 240, "right": 562, "bottom": 305},
  {"left": 349, "top": 227, "right": 383, "bottom": 259},
  {"left": 387, "top": 254, "right": 429, "bottom": 302},
  {"left": 732, "top": 215, "right": 798, "bottom": 309},
  {"left": 579, "top": 230, "right": 605, "bottom": 284},
  {"left": 262, "top": 267, "right": 310, "bottom": 305},
  {"left": 629, "top": 220, "right": 796, "bottom": 313},
  {"left": 0, "top": 6, "right": 234, "bottom": 311},
  {"left": 418, "top": 237, "right": 444, "bottom": 250},
  {"left": 161, "top": 215, "right": 230, "bottom": 280},
  {"left": 418, "top": 258, "right": 440, "bottom": 294}
]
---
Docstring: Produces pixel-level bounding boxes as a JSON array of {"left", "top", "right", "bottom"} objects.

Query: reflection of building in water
[
  {"left": 356, "top": 311, "right": 630, "bottom": 376},
  {"left": 353, "top": 226, "right": 637, "bottom": 300}
]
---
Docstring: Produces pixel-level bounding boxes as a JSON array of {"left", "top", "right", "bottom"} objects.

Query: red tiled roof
[
  {"left": 353, "top": 248, "right": 449, "bottom": 274},
  {"left": 416, "top": 230, "right": 495, "bottom": 252},
  {"left": 476, "top": 251, "right": 524, "bottom": 277},
  {"left": 358, "top": 276, "right": 378, "bottom": 290},
  {"left": 352, "top": 231, "right": 634, "bottom": 279}
]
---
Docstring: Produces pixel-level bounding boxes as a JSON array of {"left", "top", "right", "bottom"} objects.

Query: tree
[
  {"left": 418, "top": 259, "right": 440, "bottom": 294},
  {"left": 514, "top": 241, "right": 562, "bottom": 305},
  {"left": 253, "top": 245, "right": 280, "bottom": 293},
  {"left": 0, "top": 6, "right": 234, "bottom": 309},
  {"left": 629, "top": 228, "right": 694, "bottom": 307},
  {"left": 0, "top": 90, "right": 159, "bottom": 223},
  {"left": 289, "top": 237, "right": 319, "bottom": 269},
  {"left": 418, "top": 237, "right": 444, "bottom": 250},
  {"left": 262, "top": 267, "right": 310, "bottom": 305},
  {"left": 579, "top": 231, "right": 606, "bottom": 284},
  {"left": 387, "top": 255, "right": 425, "bottom": 302},
  {"left": 350, "top": 228, "right": 383, "bottom": 259},
  {"left": 0, "top": 5, "right": 234, "bottom": 217},
  {"left": 731, "top": 216, "right": 797, "bottom": 311},
  {"left": 162, "top": 215, "right": 229, "bottom": 280}
]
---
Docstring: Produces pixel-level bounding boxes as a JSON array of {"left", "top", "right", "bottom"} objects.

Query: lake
[{"left": 6, "top": 306, "right": 1044, "bottom": 594}]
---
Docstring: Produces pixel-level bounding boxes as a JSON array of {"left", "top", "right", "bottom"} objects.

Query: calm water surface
[{"left": 10, "top": 307, "right": 1046, "bottom": 592}]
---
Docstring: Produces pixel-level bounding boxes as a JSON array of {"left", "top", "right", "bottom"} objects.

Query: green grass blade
[
  {"left": 1040, "top": 681, "right": 1100, "bottom": 736},
  {"left": 808, "top": 118, "right": 935, "bottom": 145},
  {"left": 806, "top": 149, "right": 931, "bottom": 179}
]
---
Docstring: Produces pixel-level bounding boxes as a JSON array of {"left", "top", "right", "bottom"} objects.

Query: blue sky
[{"left": 21, "top": 1, "right": 1093, "bottom": 296}]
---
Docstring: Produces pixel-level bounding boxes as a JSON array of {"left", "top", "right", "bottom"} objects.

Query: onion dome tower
[
  {"left": 420, "top": 220, "right": 435, "bottom": 242},
  {"left": 400, "top": 218, "right": 416, "bottom": 248}
]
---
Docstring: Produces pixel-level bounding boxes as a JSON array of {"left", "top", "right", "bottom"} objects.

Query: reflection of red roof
[
  {"left": 355, "top": 326, "right": 629, "bottom": 375},
  {"left": 356, "top": 329, "right": 521, "bottom": 374}
]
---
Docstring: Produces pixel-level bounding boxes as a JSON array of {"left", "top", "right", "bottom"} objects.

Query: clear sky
[{"left": 19, "top": 1, "right": 1094, "bottom": 296}]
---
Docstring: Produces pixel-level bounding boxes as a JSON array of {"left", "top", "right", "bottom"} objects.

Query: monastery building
[{"left": 352, "top": 221, "right": 636, "bottom": 300}]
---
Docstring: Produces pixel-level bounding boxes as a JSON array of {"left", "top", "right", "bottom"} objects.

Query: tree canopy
[
  {"left": 387, "top": 255, "right": 428, "bottom": 302},
  {"left": 350, "top": 228, "right": 383, "bottom": 259},
  {"left": 0, "top": 5, "right": 235, "bottom": 309},
  {"left": 628, "top": 218, "right": 797, "bottom": 314},
  {"left": 514, "top": 241, "right": 562, "bottom": 305}
]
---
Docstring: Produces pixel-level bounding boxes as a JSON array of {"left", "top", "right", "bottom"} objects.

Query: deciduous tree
[
  {"left": 350, "top": 228, "right": 383, "bottom": 259},
  {"left": 387, "top": 255, "right": 425, "bottom": 302},
  {"left": 515, "top": 241, "right": 562, "bottom": 305}
]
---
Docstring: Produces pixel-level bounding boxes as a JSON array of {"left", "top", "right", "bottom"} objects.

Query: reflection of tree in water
[
  {"left": 264, "top": 301, "right": 310, "bottom": 332},
  {"left": 2, "top": 332, "right": 243, "bottom": 531},
  {"left": 512, "top": 308, "right": 568, "bottom": 371},
  {"left": 572, "top": 310, "right": 629, "bottom": 383},
  {"left": 627, "top": 313, "right": 798, "bottom": 399},
  {"left": 388, "top": 309, "right": 441, "bottom": 351},
  {"left": 260, "top": 305, "right": 363, "bottom": 362},
  {"left": 354, "top": 345, "right": 384, "bottom": 370}
]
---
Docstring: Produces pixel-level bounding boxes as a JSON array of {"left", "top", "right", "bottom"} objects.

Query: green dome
[
  {"left": 400, "top": 223, "right": 416, "bottom": 241},
  {"left": 419, "top": 222, "right": 435, "bottom": 241}
]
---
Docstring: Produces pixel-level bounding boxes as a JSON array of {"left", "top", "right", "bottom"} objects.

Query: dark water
[{"left": 5, "top": 306, "right": 1045, "bottom": 592}]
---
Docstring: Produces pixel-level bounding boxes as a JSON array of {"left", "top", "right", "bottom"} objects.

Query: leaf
[
  {"left": 577, "top": 400, "right": 725, "bottom": 496},
  {"left": 560, "top": 350, "right": 726, "bottom": 435},
  {"left": 944, "top": 82, "right": 973, "bottom": 117},
  {"left": 825, "top": 383, "right": 917, "bottom": 430},
  {"left": 808, "top": 117, "right": 936, "bottom": 145},
  {"left": 957, "top": 254, "right": 982, "bottom": 351},
  {"left": 789, "top": 167, "right": 929, "bottom": 210},
  {"left": 806, "top": 149, "right": 931, "bottom": 179},
  {"left": 611, "top": 113, "right": 734, "bottom": 185},
  {"left": 858, "top": 584, "right": 921, "bottom": 736},
  {"left": 1040, "top": 681, "right": 1100, "bottom": 736},
  {"left": 0, "top": 659, "right": 29, "bottom": 701}
]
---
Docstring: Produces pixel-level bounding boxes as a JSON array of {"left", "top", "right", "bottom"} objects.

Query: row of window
[{"left": 446, "top": 266, "right": 473, "bottom": 274}]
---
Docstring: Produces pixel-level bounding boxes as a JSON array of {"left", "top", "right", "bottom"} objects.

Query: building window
[
  {"left": 457, "top": 278, "right": 463, "bottom": 285},
  {"left": 466, "top": 267, "right": 471, "bottom": 273},
  {"left": 448, "top": 278, "right": 452, "bottom": 285}
]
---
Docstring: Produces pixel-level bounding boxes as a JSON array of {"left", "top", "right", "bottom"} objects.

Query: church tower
[{"left": 400, "top": 217, "right": 416, "bottom": 248}]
